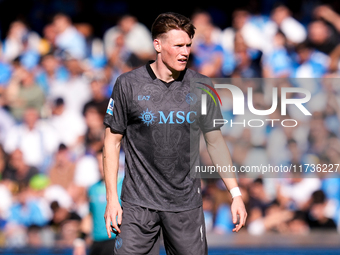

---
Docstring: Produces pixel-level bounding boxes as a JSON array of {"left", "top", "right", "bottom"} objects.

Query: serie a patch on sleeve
[{"left": 106, "top": 98, "right": 114, "bottom": 115}]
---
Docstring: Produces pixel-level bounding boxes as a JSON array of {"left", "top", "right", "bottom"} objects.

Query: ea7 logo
[{"left": 138, "top": 95, "right": 150, "bottom": 100}]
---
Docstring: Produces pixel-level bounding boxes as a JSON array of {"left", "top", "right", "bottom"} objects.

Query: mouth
[{"left": 178, "top": 59, "right": 187, "bottom": 64}]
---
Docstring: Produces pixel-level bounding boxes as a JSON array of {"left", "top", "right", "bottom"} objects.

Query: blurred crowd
[{"left": 0, "top": 2, "right": 340, "bottom": 249}]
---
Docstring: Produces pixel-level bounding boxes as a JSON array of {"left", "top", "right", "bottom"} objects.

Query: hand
[
  {"left": 104, "top": 200, "right": 123, "bottom": 238},
  {"left": 230, "top": 196, "right": 247, "bottom": 232},
  {"left": 313, "top": 5, "right": 338, "bottom": 21}
]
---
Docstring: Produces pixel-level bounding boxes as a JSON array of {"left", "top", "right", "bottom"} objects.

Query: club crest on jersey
[
  {"left": 106, "top": 98, "right": 114, "bottom": 115},
  {"left": 185, "top": 93, "right": 197, "bottom": 105},
  {"left": 140, "top": 109, "right": 157, "bottom": 126},
  {"left": 115, "top": 236, "right": 123, "bottom": 250}
]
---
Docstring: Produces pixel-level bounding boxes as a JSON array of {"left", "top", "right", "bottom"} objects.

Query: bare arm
[
  {"left": 103, "top": 127, "right": 123, "bottom": 238},
  {"left": 314, "top": 5, "right": 340, "bottom": 32},
  {"left": 203, "top": 130, "right": 247, "bottom": 232}
]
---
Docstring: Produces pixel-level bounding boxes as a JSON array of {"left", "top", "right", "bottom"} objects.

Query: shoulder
[
  {"left": 184, "top": 68, "right": 211, "bottom": 82},
  {"left": 116, "top": 65, "right": 149, "bottom": 85}
]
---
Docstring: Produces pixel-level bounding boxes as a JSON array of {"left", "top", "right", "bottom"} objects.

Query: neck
[{"left": 150, "top": 57, "right": 181, "bottom": 83}]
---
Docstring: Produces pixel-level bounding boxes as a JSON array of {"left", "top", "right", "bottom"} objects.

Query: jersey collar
[{"left": 146, "top": 60, "right": 186, "bottom": 83}]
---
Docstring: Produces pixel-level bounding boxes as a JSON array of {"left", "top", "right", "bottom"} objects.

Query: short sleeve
[
  {"left": 103, "top": 77, "right": 128, "bottom": 134},
  {"left": 198, "top": 86, "right": 224, "bottom": 133}
]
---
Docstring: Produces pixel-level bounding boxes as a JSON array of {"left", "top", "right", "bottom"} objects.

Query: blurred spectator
[
  {"left": 0, "top": 106, "right": 15, "bottom": 146},
  {"left": 3, "top": 107, "right": 59, "bottom": 171},
  {"left": 48, "top": 200, "right": 81, "bottom": 247},
  {"left": 221, "top": 9, "right": 268, "bottom": 53},
  {"left": 2, "top": 20, "right": 41, "bottom": 63},
  {"left": 75, "top": 23, "right": 106, "bottom": 69},
  {"left": 104, "top": 14, "right": 155, "bottom": 62},
  {"left": 306, "top": 112, "right": 330, "bottom": 156},
  {"left": 106, "top": 31, "right": 143, "bottom": 77},
  {"left": 102, "top": 64, "right": 118, "bottom": 97},
  {"left": 247, "top": 178, "right": 273, "bottom": 217},
  {"left": 247, "top": 200, "right": 294, "bottom": 235},
  {"left": 73, "top": 152, "right": 100, "bottom": 189},
  {"left": 83, "top": 72, "right": 110, "bottom": 115},
  {"left": 0, "top": 54, "right": 12, "bottom": 91},
  {"left": 314, "top": 5, "right": 340, "bottom": 72},
  {"left": 83, "top": 103, "right": 105, "bottom": 155},
  {"left": 5, "top": 66, "right": 45, "bottom": 121},
  {"left": 317, "top": 157, "right": 340, "bottom": 226},
  {"left": 292, "top": 41, "right": 329, "bottom": 78},
  {"left": 53, "top": 13, "right": 86, "bottom": 60},
  {"left": 313, "top": 5, "right": 340, "bottom": 35},
  {"left": 191, "top": 11, "right": 222, "bottom": 47},
  {"left": 306, "top": 190, "right": 337, "bottom": 231},
  {"left": 286, "top": 138, "right": 306, "bottom": 167},
  {"left": 49, "top": 57, "right": 91, "bottom": 116},
  {"left": 287, "top": 210, "right": 310, "bottom": 235},
  {"left": 0, "top": 161, "right": 13, "bottom": 220},
  {"left": 27, "top": 225, "right": 43, "bottom": 247},
  {"left": 322, "top": 82, "right": 340, "bottom": 137},
  {"left": 7, "top": 184, "right": 48, "bottom": 228},
  {"left": 35, "top": 53, "right": 69, "bottom": 96},
  {"left": 0, "top": 145, "right": 7, "bottom": 177},
  {"left": 39, "top": 24, "right": 58, "bottom": 56},
  {"left": 307, "top": 20, "right": 339, "bottom": 55},
  {"left": 2, "top": 149, "right": 39, "bottom": 187},
  {"left": 268, "top": 4, "right": 307, "bottom": 46},
  {"left": 48, "top": 98, "right": 86, "bottom": 152},
  {"left": 262, "top": 31, "right": 293, "bottom": 77},
  {"left": 232, "top": 32, "right": 262, "bottom": 78},
  {"left": 278, "top": 176, "right": 321, "bottom": 211},
  {"left": 44, "top": 184, "right": 73, "bottom": 211},
  {"left": 48, "top": 144, "right": 76, "bottom": 191},
  {"left": 191, "top": 12, "right": 223, "bottom": 77},
  {"left": 58, "top": 219, "right": 82, "bottom": 247}
]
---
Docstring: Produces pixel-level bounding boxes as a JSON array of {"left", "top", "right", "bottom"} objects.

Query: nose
[{"left": 182, "top": 46, "right": 190, "bottom": 56}]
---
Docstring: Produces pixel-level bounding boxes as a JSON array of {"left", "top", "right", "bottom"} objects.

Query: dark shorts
[
  {"left": 89, "top": 238, "right": 116, "bottom": 255},
  {"left": 113, "top": 201, "right": 208, "bottom": 255}
]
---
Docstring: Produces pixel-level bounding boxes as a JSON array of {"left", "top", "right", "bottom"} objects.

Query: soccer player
[{"left": 103, "top": 12, "right": 247, "bottom": 255}]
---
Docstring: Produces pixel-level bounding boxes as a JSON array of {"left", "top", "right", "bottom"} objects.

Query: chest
[{"left": 127, "top": 82, "right": 200, "bottom": 128}]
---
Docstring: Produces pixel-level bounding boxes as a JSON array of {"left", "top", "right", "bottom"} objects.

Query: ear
[{"left": 153, "top": 38, "right": 161, "bottom": 53}]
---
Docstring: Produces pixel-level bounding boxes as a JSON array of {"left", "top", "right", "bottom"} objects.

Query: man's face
[{"left": 156, "top": 29, "right": 192, "bottom": 72}]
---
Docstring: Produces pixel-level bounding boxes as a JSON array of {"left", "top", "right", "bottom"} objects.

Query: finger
[
  {"left": 111, "top": 221, "right": 120, "bottom": 234},
  {"left": 235, "top": 215, "right": 243, "bottom": 232},
  {"left": 111, "top": 225, "right": 119, "bottom": 234},
  {"left": 117, "top": 209, "right": 123, "bottom": 225},
  {"left": 236, "top": 223, "right": 242, "bottom": 232},
  {"left": 111, "top": 214, "right": 120, "bottom": 233},
  {"left": 232, "top": 209, "right": 238, "bottom": 224},
  {"left": 232, "top": 223, "right": 240, "bottom": 232},
  {"left": 241, "top": 211, "right": 247, "bottom": 227},
  {"left": 105, "top": 216, "right": 112, "bottom": 238},
  {"left": 238, "top": 211, "right": 245, "bottom": 229},
  {"left": 236, "top": 211, "right": 247, "bottom": 232}
]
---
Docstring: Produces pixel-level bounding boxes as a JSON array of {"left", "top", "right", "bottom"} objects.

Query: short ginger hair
[{"left": 151, "top": 12, "right": 195, "bottom": 39}]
